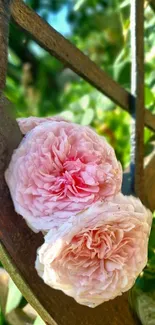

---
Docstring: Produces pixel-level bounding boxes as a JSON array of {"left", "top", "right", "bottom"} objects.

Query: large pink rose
[
  {"left": 17, "top": 116, "right": 67, "bottom": 135},
  {"left": 35, "top": 193, "right": 152, "bottom": 307},
  {"left": 5, "top": 121, "right": 122, "bottom": 232}
]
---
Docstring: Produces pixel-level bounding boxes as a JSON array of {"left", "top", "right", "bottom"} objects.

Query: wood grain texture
[
  {"left": 130, "top": 1, "right": 145, "bottom": 201},
  {"left": 144, "top": 152, "right": 155, "bottom": 211},
  {"left": 11, "top": 0, "right": 155, "bottom": 132},
  {"left": 0, "top": 0, "right": 12, "bottom": 90}
]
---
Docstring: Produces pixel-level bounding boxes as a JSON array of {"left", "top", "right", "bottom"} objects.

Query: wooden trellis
[{"left": 0, "top": 0, "right": 154, "bottom": 324}]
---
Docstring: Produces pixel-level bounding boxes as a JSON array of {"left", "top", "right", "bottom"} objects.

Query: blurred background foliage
[
  {"left": 5, "top": 0, "right": 155, "bottom": 168},
  {"left": 1, "top": 0, "right": 155, "bottom": 324}
]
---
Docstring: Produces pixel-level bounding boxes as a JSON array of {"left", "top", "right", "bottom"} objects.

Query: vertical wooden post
[
  {"left": 0, "top": 0, "right": 16, "bottom": 179},
  {"left": 0, "top": 0, "right": 12, "bottom": 91},
  {"left": 130, "top": 1, "right": 145, "bottom": 202}
]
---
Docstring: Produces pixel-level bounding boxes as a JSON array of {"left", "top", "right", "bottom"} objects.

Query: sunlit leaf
[
  {"left": 74, "top": 0, "right": 86, "bottom": 11},
  {"left": 59, "top": 110, "right": 74, "bottom": 122},
  {"left": 33, "top": 315, "right": 45, "bottom": 325},
  {"left": 120, "top": 0, "right": 130, "bottom": 9},
  {"left": 5, "top": 279, "right": 22, "bottom": 315},
  {"left": 79, "top": 95, "right": 90, "bottom": 109},
  {"left": 81, "top": 108, "right": 94, "bottom": 125},
  {"left": 8, "top": 48, "right": 21, "bottom": 66},
  {"left": 145, "top": 86, "right": 154, "bottom": 107},
  {"left": 96, "top": 94, "right": 115, "bottom": 113}
]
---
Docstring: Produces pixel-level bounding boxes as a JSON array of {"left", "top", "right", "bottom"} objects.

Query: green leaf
[
  {"left": 73, "top": 0, "right": 86, "bottom": 11},
  {"left": 96, "top": 94, "right": 115, "bottom": 114},
  {"left": 129, "top": 286, "right": 155, "bottom": 325},
  {"left": 114, "top": 61, "right": 130, "bottom": 86},
  {"left": 79, "top": 95, "right": 90, "bottom": 109},
  {"left": 8, "top": 48, "right": 21, "bottom": 66},
  {"left": 18, "top": 296, "right": 28, "bottom": 309},
  {"left": 0, "top": 306, "right": 4, "bottom": 325},
  {"left": 120, "top": 0, "right": 130, "bottom": 9},
  {"left": 137, "top": 293, "right": 155, "bottom": 325},
  {"left": 144, "top": 127, "right": 153, "bottom": 145},
  {"left": 145, "top": 86, "right": 154, "bottom": 107},
  {"left": 33, "top": 316, "right": 45, "bottom": 325},
  {"left": 59, "top": 110, "right": 74, "bottom": 122},
  {"left": 148, "top": 218, "right": 155, "bottom": 259},
  {"left": 5, "top": 279, "right": 22, "bottom": 314},
  {"left": 81, "top": 108, "right": 94, "bottom": 125},
  {"left": 0, "top": 305, "right": 8, "bottom": 325}
]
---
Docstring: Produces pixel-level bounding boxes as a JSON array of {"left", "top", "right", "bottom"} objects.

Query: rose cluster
[{"left": 5, "top": 116, "right": 152, "bottom": 307}]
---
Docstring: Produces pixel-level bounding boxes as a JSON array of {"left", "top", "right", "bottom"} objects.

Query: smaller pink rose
[
  {"left": 17, "top": 116, "right": 67, "bottom": 135},
  {"left": 35, "top": 193, "right": 152, "bottom": 307}
]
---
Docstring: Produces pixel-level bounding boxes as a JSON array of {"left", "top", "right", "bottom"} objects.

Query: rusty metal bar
[
  {"left": 11, "top": 0, "right": 155, "bottom": 132},
  {"left": 0, "top": 0, "right": 12, "bottom": 91},
  {"left": 130, "top": 1, "right": 145, "bottom": 201}
]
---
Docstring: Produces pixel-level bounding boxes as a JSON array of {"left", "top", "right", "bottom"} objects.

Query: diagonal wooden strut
[{"left": 11, "top": 0, "right": 155, "bottom": 132}]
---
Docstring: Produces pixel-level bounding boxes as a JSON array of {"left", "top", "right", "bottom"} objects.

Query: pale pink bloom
[
  {"left": 5, "top": 121, "right": 122, "bottom": 232},
  {"left": 17, "top": 116, "right": 67, "bottom": 135},
  {"left": 36, "top": 193, "right": 152, "bottom": 307}
]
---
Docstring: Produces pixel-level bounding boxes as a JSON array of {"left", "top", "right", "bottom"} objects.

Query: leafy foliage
[{"left": 6, "top": 0, "right": 155, "bottom": 169}]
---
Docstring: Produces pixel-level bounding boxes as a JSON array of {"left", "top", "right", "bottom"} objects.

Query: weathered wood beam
[
  {"left": 0, "top": 0, "right": 12, "bottom": 90},
  {"left": 11, "top": 0, "right": 155, "bottom": 132},
  {"left": 130, "top": 1, "right": 145, "bottom": 201},
  {"left": 144, "top": 150, "right": 155, "bottom": 211}
]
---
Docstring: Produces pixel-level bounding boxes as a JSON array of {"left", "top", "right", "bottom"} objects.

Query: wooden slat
[
  {"left": 130, "top": 1, "right": 145, "bottom": 201},
  {"left": 11, "top": 0, "right": 155, "bottom": 132},
  {"left": 0, "top": 0, "right": 12, "bottom": 91}
]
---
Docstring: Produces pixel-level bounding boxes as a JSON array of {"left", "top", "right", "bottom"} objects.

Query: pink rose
[
  {"left": 35, "top": 193, "right": 152, "bottom": 307},
  {"left": 5, "top": 121, "right": 122, "bottom": 232},
  {"left": 17, "top": 116, "right": 67, "bottom": 135}
]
